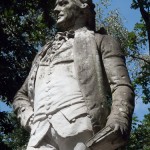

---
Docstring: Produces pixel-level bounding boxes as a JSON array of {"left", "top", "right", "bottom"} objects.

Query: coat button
[
  {"left": 87, "top": 115, "right": 91, "bottom": 118},
  {"left": 46, "top": 80, "right": 51, "bottom": 84},
  {"left": 29, "top": 85, "right": 33, "bottom": 90},
  {"left": 46, "top": 106, "right": 49, "bottom": 110},
  {"left": 45, "top": 88, "right": 49, "bottom": 92},
  {"left": 48, "top": 115, "right": 52, "bottom": 119},
  {"left": 72, "top": 118, "right": 76, "bottom": 122},
  {"left": 21, "top": 107, "right": 25, "bottom": 112}
]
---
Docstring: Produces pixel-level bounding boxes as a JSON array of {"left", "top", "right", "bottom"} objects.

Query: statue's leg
[
  {"left": 26, "top": 145, "right": 57, "bottom": 150},
  {"left": 26, "top": 113, "right": 93, "bottom": 150},
  {"left": 74, "top": 142, "right": 91, "bottom": 150},
  {"left": 50, "top": 116, "right": 93, "bottom": 150},
  {"left": 26, "top": 128, "right": 59, "bottom": 150},
  {"left": 55, "top": 129, "right": 92, "bottom": 150}
]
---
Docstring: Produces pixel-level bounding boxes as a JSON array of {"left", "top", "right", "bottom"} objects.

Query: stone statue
[{"left": 13, "top": 0, "right": 135, "bottom": 149}]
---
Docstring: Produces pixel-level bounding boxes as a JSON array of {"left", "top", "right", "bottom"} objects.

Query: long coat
[{"left": 13, "top": 29, "right": 134, "bottom": 136}]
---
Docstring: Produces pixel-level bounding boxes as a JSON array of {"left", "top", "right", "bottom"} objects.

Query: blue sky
[
  {"left": 0, "top": 0, "right": 149, "bottom": 121},
  {"left": 93, "top": 0, "right": 141, "bottom": 31}
]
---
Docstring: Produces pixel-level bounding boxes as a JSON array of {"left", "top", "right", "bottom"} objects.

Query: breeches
[
  {"left": 27, "top": 112, "right": 93, "bottom": 150},
  {"left": 26, "top": 126, "right": 92, "bottom": 150}
]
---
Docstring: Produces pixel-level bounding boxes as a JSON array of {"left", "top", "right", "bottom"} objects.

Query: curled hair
[{"left": 73, "top": 0, "right": 96, "bottom": 31}]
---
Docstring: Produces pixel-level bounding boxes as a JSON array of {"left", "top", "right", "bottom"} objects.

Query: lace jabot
[
  {"left": 40, "top": 30, "right": 75, "bottom": 65},
  {"left": 54, "top": 30, "right": 75, "bottom": 41}
]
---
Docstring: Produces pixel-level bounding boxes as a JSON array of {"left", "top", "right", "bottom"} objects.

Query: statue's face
[{"left": 54, "top": 0, "right": 81, "bottom": 30}]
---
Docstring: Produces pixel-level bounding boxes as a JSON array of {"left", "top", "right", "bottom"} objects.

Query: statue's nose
[{"left": 54, "top": 5, "right": 60, "bottom": 14}]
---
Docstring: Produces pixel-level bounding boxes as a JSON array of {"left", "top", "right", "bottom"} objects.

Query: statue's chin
[
  {"left": 56, "top": 21, "right": 67, "bottom": 31},
  {"left": 56, "top": 22, "right": 73, "bottom": 31}
]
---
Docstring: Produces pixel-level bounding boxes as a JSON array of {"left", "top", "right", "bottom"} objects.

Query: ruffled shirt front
[{"left": 34, "top": 30, "right": 88, "bottom": 120}]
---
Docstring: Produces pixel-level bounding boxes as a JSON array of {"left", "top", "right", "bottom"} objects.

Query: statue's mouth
[
  {"left": 57, "top": 14, "right": 64, "bottom": 20},
  {"left": 57, "top": 15, "right": 63, "bottom": 19}
]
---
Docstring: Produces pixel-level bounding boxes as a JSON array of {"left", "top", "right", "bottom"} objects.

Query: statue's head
[{"left": 54, "top": 0, "right": 95, "bottom": 31}]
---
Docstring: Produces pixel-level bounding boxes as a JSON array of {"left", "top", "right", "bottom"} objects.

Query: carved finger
[{"left": 114, "top": 124, "right": 119, "bottom": 132}]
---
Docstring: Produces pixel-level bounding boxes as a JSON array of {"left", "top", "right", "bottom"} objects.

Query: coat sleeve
[
  {"left": 13, "top": 75, "right": 33, "bottom": 131},
  {"left": 13, "top": 41, "right": 51, "bottom": 131},
  {"left": 12, "top": 51, "right": 41, "bottom": 131},
  {"left": 100, "top": 35, "right": 135, "bottom": 128}
]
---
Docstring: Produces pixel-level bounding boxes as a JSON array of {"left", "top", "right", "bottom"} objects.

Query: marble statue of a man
[{"left": 13, "top": 0, "right": 135, "bottom": 150}]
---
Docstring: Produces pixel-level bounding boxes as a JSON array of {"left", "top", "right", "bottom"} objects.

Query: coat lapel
[{"left": 73, "top": 29, "right": 109, "bottom": 132}]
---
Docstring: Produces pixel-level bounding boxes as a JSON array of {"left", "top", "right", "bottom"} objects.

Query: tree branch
[
  {"left": 137, "top": 0, "right": 150, "bottom": 54},
  {"left": 130, "top": 54, "right": 150, "bottom": 64}
]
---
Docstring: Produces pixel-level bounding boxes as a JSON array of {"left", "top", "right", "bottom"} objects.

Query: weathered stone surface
[{"left": 13, "top": 0, "right": 134, "bottom": 149}]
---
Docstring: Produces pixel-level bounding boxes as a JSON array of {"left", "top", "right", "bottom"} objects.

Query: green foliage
[
  {"left": 128, "top": 32, "right": 138, "bottom": 51},
  {"left": 95, "top": 2, "right": 129, "bottom": 52},
  {"left": 129, "top": 0, "right": 150, "bottom": 105},
  {"left": 128, "top": 0, "right": 150, "bottom": 149},
  {"left": 131, "top": 0, "right": 150, "bottom": 54},
  {"left": 0, "top": 0, "right": 56, "bottom": 149},
  {"left": 131, "top": 0, "right": 150, "bottom": 11},
  {"left": 0, "top": 0, "right": 56, "bottom": 104},
  {"left": 133, "top": 64, "right": 150, "bottom": 104},
  {"left": 1, "top": 113, "right": 29, "bottom": 150},
  {"left": 127, "top": 111, "right": 150, "bottom": 150}
]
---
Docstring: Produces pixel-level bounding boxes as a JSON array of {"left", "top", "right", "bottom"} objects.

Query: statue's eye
[
  {"left": 63, "top": 1, "right": 69, "bottom": 5},
  {"left": 59, "top": 1, "right": 68, "bottom": 6},
  {"left": 56, "top": 0, "right": 69, "bottom": 7}
]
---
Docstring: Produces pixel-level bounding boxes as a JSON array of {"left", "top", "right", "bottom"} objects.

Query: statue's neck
[{"left": 58, "top": 15, "right": 89, "bottom": 32}]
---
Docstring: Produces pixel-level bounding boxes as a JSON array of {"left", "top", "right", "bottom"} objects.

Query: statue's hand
[
  {"left": 27, "top": 115, "right": 34, "bottom": 131},
  {"left": 107, "top": 121, "right": 128, "bottom": 135},
  {"left": 106, "top": 116, "right": 129, "bottom": 135},
  {"left": 18, "top": 106, "right": 33, "bottom": 131}
]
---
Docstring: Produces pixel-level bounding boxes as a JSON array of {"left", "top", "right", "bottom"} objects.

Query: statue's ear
[
  {"left": 80, "top": 3, "right": 88, "bottom": 9},
  {"left": 80, "top": 3, "right": 89, "bottom": 16}
]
